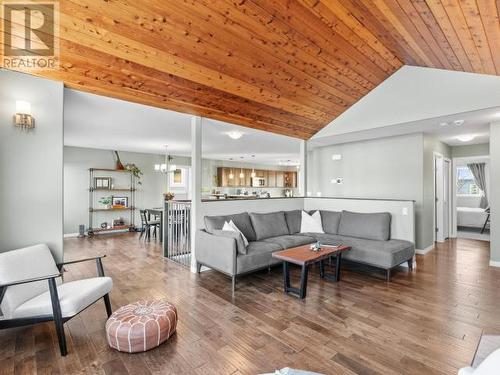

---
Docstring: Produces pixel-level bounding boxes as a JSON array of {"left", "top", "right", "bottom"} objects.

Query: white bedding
[{"left": 457, "top": 207, "right": 488, "bottom": 228}]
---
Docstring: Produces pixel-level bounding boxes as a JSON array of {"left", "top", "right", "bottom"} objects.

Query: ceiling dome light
[
  {"left": 226, "top": 131, "right": 244, "bottom": 139},
  {"left": 454, "top": 119, "right": 465, "bottom": 126},
  {"left": 456, "top": 135, "right": 475, "bottom": 142},
  {"left": 439, "top": 122, "right": 448, "bottom": 127}
]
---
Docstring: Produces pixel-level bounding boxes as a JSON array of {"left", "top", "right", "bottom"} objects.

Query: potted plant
[
  {"left": 124, "top": 163, "right": 143, "bottom": 185},
  {"left": 113, "top": 151, "right": 143, "bottom": 185}
]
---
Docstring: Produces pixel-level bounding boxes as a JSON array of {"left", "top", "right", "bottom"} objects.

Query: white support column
[
  {"left": 190, "top": 116, "right": 202, "bottom": 273},
  {"left": 490, "top": 122, "right": 500, "bottom": 267},
  {"left": 299, "top": 140, "right": 307, "bottom": 196}
]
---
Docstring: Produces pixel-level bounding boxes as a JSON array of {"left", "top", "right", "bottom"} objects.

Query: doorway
[{"left": 434, "top": 153, "right": 451, "bottom": 242}]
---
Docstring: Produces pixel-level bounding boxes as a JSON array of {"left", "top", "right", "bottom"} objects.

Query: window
[{"left": 456, "top": 166, "right": 480, "bottom": 196}]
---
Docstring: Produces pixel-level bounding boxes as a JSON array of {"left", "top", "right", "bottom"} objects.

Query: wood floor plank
[{"left": 1, "top": 234, "right": 499, "bottom": 374}]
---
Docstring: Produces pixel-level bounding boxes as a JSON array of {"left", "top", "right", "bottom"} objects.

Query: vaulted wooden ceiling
[{"left": 3, "top": 0, "right": 500, "bottom": 139}]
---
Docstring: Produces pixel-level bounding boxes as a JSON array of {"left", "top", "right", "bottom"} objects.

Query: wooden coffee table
[{"left": 272, "top": 244, "right": 350, "bottom": 299}]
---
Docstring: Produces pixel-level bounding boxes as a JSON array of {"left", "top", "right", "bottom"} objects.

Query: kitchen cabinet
[
  {"left": 267, "top": 171, "right": 276, "bottom": 187},
  {"left": 217, "top": 167, "right": 297, "bottom": 188}
]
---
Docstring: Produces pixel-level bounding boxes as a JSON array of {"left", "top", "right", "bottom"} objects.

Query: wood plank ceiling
[{"left": 3, "top": 0, "right": 500, "bottom": 139}]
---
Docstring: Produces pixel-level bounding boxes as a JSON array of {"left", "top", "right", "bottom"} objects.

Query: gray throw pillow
[{"left": 249, "top": 211, "right": 289, "bottom": 240}]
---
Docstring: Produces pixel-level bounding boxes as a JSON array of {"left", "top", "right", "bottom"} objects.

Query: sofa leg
[
  {"left": 196, "top": 262, "right": 202, "bottom": 273},
  {"left": 231, "top": 276, "right": 236, "bottom": 295},
  {"left": 407, "top": 259, "right": 413, "bottom": 271},
  {"left": 386, "top": 269, "right": 391, "bottom": 282}
]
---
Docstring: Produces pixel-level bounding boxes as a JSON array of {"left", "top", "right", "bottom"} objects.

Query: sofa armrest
[{"left": 195, "top": 230, "right": 237, "bottom": 276}]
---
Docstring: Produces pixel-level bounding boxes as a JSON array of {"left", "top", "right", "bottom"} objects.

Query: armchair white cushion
[
  {"left": 12, "top": 277, "right": 112, "bottom": 319},
  {"left": 0, "top": 244, "right": 61, "bottom": 319},
  {"left": 458, "top": 348, "right": 500, "bottom": 375}
]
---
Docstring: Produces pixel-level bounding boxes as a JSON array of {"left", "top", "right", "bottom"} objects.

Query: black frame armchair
[{"left": 0, "top": 246, "right": 113, "bottom": 356}]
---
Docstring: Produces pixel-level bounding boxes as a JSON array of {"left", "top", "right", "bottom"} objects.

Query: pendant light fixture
[
  {"left": 239, "top": 168, "right": 244, "bottom": 179},
  {"left": 251, "top": 168, "right": 256, "bottom": 178},
  {"left": 229, "top": 168, "right": 234, "bottom": 179}
]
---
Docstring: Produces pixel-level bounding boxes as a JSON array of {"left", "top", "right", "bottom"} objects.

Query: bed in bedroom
[{"left": 457, "top": 207, "right": 488, "bottom": 228}]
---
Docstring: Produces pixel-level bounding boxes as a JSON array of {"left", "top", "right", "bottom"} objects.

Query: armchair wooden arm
[{"left": 57, "top": 255, "right": 107, "bottom": 277}]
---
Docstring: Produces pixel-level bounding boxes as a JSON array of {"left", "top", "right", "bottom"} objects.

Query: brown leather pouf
[{"left": 105, "top": 300, "right": 177, "bottom": 353}]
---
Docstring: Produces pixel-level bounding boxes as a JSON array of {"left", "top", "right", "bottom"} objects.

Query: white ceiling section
[
  {"left": 63, "top": 89, "right": 301, "bottom": 164},
  {"left": 313, "top": 66, "right": 500, "bottom": 141}
]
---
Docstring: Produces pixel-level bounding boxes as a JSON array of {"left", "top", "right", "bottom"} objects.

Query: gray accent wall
[
  {"left": 451, "top": 143, "right": 489, "bottom": 158},
  {"left": 64, "top": 146, "right": 165, "bottom": 235},
  {"left": 307, "top": 133, "right": 450, "bottom": 250},
  {"left": 490, "top": 122, "right": 500, "bottom": 264},
  {"left": 0, "top": 71, "right": 64, "bottom": 262}
]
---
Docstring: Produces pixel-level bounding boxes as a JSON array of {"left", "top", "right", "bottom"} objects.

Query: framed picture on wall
[
  {"left": 169, "top": 168, "right": 186, "bottom": 188},
  {"left": 112, "top": 196, "right": 128, "bottom": 208},
  {"left": 95, "top": 177, "right": 111, "bottom": 189}
]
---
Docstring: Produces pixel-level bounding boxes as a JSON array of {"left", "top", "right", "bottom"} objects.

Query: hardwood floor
[{"left": 1, "top": 234, "right": 499, "bottom": 374}]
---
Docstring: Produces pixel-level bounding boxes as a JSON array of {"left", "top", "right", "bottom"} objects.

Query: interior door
[
  {"left": 443, "top": 159, "right": 450, "bottom": 239},
  {"left": 435, "top": 154, "right": 445, "bottom": 242}
]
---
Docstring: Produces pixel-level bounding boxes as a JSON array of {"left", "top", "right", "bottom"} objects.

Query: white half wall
[
  {"left": 304, "top": 198, "right": 415, "bottom": 244},
  {"left": 0, "top": 70, "right": 64, "bottom": 262}
]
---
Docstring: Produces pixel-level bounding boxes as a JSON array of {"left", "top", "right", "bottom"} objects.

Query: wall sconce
[{"left": 14, "top": 101, "right": 35, "bottom": 130}]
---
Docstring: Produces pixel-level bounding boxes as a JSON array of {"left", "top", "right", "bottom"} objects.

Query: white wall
[
  {"left": 490, "top": 122, "right": 500, "bottom": 265},
  {"left": 0, "top": 70, "right": 64, "bottom": 262},
  {"left": 451, "top": 143, "right": 489, "bottom": 158},
  {"left": 64, "top": 146, "right": 165, "bottom": 235},
  {"left": 314, "top": 66, "right": 500, "bottom": 140}
]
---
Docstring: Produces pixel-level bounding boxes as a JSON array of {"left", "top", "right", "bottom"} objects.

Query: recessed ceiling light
[
  {"left": 454, "top": 120, "right": 465, "bottom": 126},
  {"left": 225, "top": 131, "right": 244, "bottom": 139},
  {"left": 456, "top": 135, "right": 475, "bottom": 142},
  {"left": 439, "top": 122, "right": 449, "bottom": 127}
]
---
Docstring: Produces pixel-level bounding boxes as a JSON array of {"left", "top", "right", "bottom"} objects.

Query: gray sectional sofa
[{"left": 196, "top": 210, "right": 415, "bottom": 292}]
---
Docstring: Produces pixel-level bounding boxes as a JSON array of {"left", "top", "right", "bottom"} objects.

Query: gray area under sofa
[{"left": 196, "top": 209, "right": 415, "bottom": 292}]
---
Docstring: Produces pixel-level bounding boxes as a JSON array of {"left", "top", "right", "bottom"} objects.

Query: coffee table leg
[
  {"left": 299, "top": 265, "right": 308, "bottom": 299},
  {"left": 319, "top": 260, "right": 325, "bottom": 278},
  {"left": 283, "top": 261, "right": 290, "bottom": 291},
  {"left": 335, "top": 253, "right": 342, "bottom": 282}
]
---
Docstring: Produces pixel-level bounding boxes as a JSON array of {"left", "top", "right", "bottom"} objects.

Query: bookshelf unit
[{"left": 88, "top": 168, "right": 136, "bottom": 237}]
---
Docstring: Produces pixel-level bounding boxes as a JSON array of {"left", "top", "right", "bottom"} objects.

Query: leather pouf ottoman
[{"left": 105, "top": 299, "right": 177, "bottom": 353}]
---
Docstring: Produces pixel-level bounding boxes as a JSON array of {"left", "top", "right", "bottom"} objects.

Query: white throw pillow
[
  {"left": 222, "top": 220, "right": 249, "bottom": 247},
  {"left": 300, "top": 210, "right": 324, "bottom": 233}
]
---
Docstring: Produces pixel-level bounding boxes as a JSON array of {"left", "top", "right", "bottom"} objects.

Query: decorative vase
[{"left": 114, "top": 151, "right": 125, "bottom": 170}]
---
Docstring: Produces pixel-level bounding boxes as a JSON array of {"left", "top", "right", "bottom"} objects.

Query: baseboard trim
[
  {"left": 489, "top": 260, "right": 500, "bottom": 268},
  {"left": 415, "top": 244, "right": 435, "bottom": 255},
  {"left": 64, "top": 233, "right": 79, "bottom": 238}
]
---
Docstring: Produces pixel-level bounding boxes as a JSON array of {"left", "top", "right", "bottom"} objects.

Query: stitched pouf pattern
[{"left": 105, "top": 299, "right": 177, "bottom": 353}]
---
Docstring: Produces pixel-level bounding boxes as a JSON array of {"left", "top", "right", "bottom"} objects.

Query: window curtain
[{"left": 467, "top": 163, "right": 488, "bottom": 209}]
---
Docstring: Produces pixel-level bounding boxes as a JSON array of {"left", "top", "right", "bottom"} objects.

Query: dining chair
[
  {"left": 139, "top": 210, "right": 160, "bottom": 241},
  {"left": 0, "top": 244, "right": 113, "bottom": 356}
]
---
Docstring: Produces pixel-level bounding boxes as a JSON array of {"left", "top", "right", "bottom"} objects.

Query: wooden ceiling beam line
[
  {"left": 61, "top": 2, "right": 353, "bottom": 117},
  {"left": 56, "top": 15, "right": 329, "bottom": 122}
]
